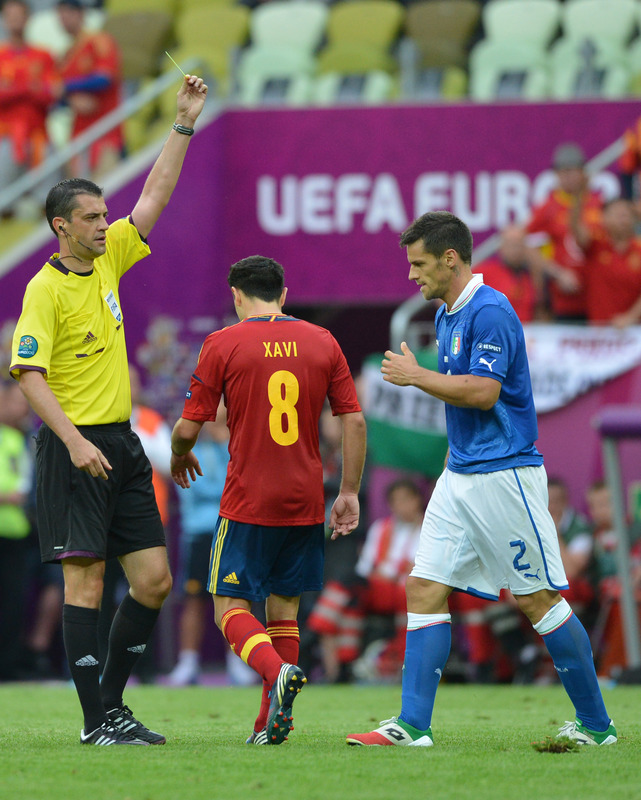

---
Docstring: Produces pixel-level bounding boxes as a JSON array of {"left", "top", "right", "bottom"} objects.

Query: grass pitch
[{"left": 0, "top": 682, "right": 638, "bottom": 800}]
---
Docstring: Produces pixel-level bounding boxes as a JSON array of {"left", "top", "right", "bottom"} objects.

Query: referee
[{"left": 10, "top": 74, "right": 207, "bottom": 746}]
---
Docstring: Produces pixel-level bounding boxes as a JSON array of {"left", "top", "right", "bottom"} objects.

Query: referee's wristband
[{"left": 173, "top": 123, "right": 194, "bottom": 136}]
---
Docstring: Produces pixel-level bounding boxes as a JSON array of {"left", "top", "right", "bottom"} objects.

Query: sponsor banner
[
  {"left": 362, "top": 352, "right": 448, "bottom": 477},
  {"left": 524, "top": 324, "right": 641, "bottom": 413}
]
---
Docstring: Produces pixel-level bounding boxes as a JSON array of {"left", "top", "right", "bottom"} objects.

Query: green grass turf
[{"left": 0, "top": 683, "right": 638, "bottom": 800}]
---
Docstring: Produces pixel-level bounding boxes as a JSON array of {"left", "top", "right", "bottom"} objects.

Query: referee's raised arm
[{"left": 131, "top": 74, "right": 208, "bottom": 240}]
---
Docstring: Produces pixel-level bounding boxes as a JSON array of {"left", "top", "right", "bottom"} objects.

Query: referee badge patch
[{"left": 17, "top": 335, "right": 38, "bottom": 358}]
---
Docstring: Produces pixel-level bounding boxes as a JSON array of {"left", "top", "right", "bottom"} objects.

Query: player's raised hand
[
  {"left": 170, "top": 450, "right": 203, "bottom": 489},
  {"left": 177, "top": 74, "right": 208, "bottom": 123},
  {"left": 381, "top": 341, "right": 419, "bottom": 386},
  {"left": 329, "top": 492, "right": 360, "bottom": 539}
]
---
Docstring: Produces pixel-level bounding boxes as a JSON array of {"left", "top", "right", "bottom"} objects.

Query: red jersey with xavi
[{"left": 181, "top": 315, "right": 361, "bottom": 526}]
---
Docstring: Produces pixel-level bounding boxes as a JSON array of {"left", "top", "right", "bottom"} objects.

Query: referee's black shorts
[{"left": 36, "top": 421, "right": 166, "bottom": 564}]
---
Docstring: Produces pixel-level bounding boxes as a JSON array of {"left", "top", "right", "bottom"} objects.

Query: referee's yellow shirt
[{"left": 10, "top": 217, "right": 150, "bottom": 425}]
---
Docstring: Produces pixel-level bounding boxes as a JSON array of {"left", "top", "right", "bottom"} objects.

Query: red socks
[
  {"left": 254, "top": 619, "right": 300, "bottom": 734},
  {"left": 220, "top": 608, "right": 283, "bottom": 685}
]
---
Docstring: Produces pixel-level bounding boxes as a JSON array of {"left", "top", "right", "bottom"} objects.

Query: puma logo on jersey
[
  {"left": 223, "top": 572, "right": 240, "bottom": 584},
  {"left": 479, "top": 357, "right": 496, "bottom": 372},
  {"left": 264, "top": 341, "right": 298, "bottom": 358}
]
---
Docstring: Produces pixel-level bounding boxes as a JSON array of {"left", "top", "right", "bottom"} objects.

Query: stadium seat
[
  {"left": 550, "top": 36, "right": 630, "bottom": 98},
  {"left": 236, "top": 46, "right": 316, "bottom": 106},
  {"left": 326, "top": 0, "right": 405, "bottom": 48},
  {"left": 627, "top": 37, "right": 641, "bottom": 94},
  {"left": 561, "top": 0, "right": 638, "bottom": 46},
  {"left": 25, "top": 7, "right": 105, "bottom": 57},
  {"left": 317, "top": 42, "right": 397, "bottom": 75},
  {"left": 312, "top": 71, "right": 396, "bottom": 105},
  {"left": 250, "top": 1, "right": 328, "bottom": 54},
  {"left": 468, "top": 39, "right": 550, "bottom": 101},
  {"left": 483, "top": 0, "right": 561, "bottom": 48},
  {"left": 106, "top": 0, "right": 179, "bottom": 15},
  {"left": 404, "top": 0, "right": 481, "bottom": 70},
  {"left": 176, "top": 4, "right": 250, "bottom": 53},
  {"left": 102, "top": 12, "right": 174, "bottom": 83}
]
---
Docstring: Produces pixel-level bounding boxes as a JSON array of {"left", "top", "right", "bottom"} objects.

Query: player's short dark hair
[
  {"left": 399, "top": 211, "right": 473, "bottom": 265},
  {"left": 227, "top": 255, "right": 284, "bottom": 302},
  {"left": 385, "top": 478, "right": 423, "bottom": 502},
  {"left": 45, "top": 178, "right": 103, "bottom": 234}
]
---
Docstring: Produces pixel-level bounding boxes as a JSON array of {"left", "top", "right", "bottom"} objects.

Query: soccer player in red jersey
[
  {"left": 570, "top": 197, "right": 641, "bottom": 326},
  {"left": 526, "top": 143, "right": 604, "bottom": 322},
  {"left": 0, "top": 0, "right": 61, "bottom": 194},
  {"left": 57, "top": 0, "right": 124, "bottom": 177},
  {"left": 170, "top": 256, "right": 367, "bottom": 745}
]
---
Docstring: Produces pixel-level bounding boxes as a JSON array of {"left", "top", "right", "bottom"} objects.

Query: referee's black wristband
[{"left": 173, "top": 123, "right": 194, "bottom": 136}]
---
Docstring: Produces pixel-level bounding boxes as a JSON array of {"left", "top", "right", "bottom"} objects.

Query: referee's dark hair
[
  {"left": 228, "top": 255, "right": 284, "bottom": 302},
  {"left": 400, "top": 211, "right": 473, "bottom": 265},
  {"left": 45, "top": 178, "right": 104, "bottom": 235}
]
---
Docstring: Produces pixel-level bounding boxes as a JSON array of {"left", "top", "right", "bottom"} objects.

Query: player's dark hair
[
  {"left": 45, "top": 178, "right": 103, "bottom": 234},
  {"left": 385, "top": 478, "right": 423, "bottom": 502},
  {"left": 400, "top": 211, "right": 473, "bottom": 265},
  {"left": 228, "top": 255, "right": 284, "bottom": 302}
]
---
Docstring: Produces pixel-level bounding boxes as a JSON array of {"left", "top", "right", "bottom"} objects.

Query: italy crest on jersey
[{"left": 451, "top": 330, "right": 462, "bottom": 356}]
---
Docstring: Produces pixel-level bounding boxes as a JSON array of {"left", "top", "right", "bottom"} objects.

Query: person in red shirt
[
  {"left": 0, "top": 0, "right": 61, "bottom": 199},
  {"left": 56, "top": 0, "right": 123, "bottom": 178},
  {"left": 170, "top": 255, "right": 367, "bottom": 745},
  {"left": 474, "top": 226, "right": 538, "bottom": 323},
  {"left": 526, "top": 143, "right": 604, "bottom": 322},
  {"left": 571, "top": 197, "right": 641, "bottom": 326}
]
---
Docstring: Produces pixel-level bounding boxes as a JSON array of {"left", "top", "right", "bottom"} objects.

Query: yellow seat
[
  {"left": 102, "top": 12, "right": 174, "bottom": 82},
  {"left": 405, "top": 0, "right": 481, "bottom": 69},
  {"left": 236, "top": 46, "right": 316, "bottom": 106},
  {"left": 176, "top": 4, "right": 250, "bottom": 54},
  {"left": 327, "top": 0, "right": 405, "bottom": 48},
  {"left": 317, "top": 42, "right": 397, "bottom": 75},
  {"left": 106, "top": 0, "right": 179, "bottom": 15}
]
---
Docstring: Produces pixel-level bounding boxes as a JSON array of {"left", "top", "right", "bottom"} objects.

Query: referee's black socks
[
  {"left": 63, "top": 604, "right": 107, "bottom": 734},
  {"left": 100, "top": 593, "right": 160, "bottom": 711}
]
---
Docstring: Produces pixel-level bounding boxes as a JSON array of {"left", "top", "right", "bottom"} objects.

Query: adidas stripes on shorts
[{"left": 207, "top": 516, "right": 325, "bottom": 602}]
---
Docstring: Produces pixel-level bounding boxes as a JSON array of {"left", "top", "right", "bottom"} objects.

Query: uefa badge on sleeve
[{"left": 17, "top": 335, "right": 38, "bottom": 358}]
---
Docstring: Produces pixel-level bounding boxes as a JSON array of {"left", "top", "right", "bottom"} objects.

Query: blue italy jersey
[{"left": 435, "top": 275, "right": 543, "bottom": 474}]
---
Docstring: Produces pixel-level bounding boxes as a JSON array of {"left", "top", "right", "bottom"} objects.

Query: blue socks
[
  {"left": 399, "top": 613, "right": 451, "bottom": 731},
  {"left": 534, "top": 599, "right": 610, "bottom": 732}
]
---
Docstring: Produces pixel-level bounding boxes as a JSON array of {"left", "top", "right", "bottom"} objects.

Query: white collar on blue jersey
[{"left": 446, "top": 274, "right": 484, "bottom": 314}]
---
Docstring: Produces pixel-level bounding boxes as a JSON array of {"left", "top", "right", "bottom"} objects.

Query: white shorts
[{"left": 411, "top": 465, "right": 568, "bottom": 600}]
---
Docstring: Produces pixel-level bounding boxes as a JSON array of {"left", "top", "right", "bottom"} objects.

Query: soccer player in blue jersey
[{"left": 347, "top": 211, "right": 616, "bottom": 748}]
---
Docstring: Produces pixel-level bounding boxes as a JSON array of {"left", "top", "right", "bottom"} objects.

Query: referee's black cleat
[
  {"left": 106, "top": 704, "right": 166, "bottom": 745},
  {"left": 80, "top": 721, "right": 148, "bottom": 746}
]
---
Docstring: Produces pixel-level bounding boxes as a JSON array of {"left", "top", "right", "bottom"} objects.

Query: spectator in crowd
[
  {"left": 167, "top": 407, "right": 232, "bottom": 687},
  {"left": 56, "top": 0, "right": 123, "bottom": 178},
  {"left": 525, "top": 142, "right": 604, "bottom": 322},
  {"left": 0, "top": 0, "right": 61, "bottom": 205},
  {"left": 618, "top": 115, "right": 641, "bottom": 218},
  {"left": 569, "top": 197, "right": 641, "bottom": 327},
  {"left": 308, "top": 478, "right": 423, "bottom": 683},
  {"left": 473, "top": 226, "right": 539, "bottom": 323},
  {"left": 585, "top": 480, "right": 641, "bottom": 678},
  {"left": 548, "top": 475, "right": 596, "bottom": 629},
  {"left": 0, "top": 382, "right": 32, "bottom": 681}
]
